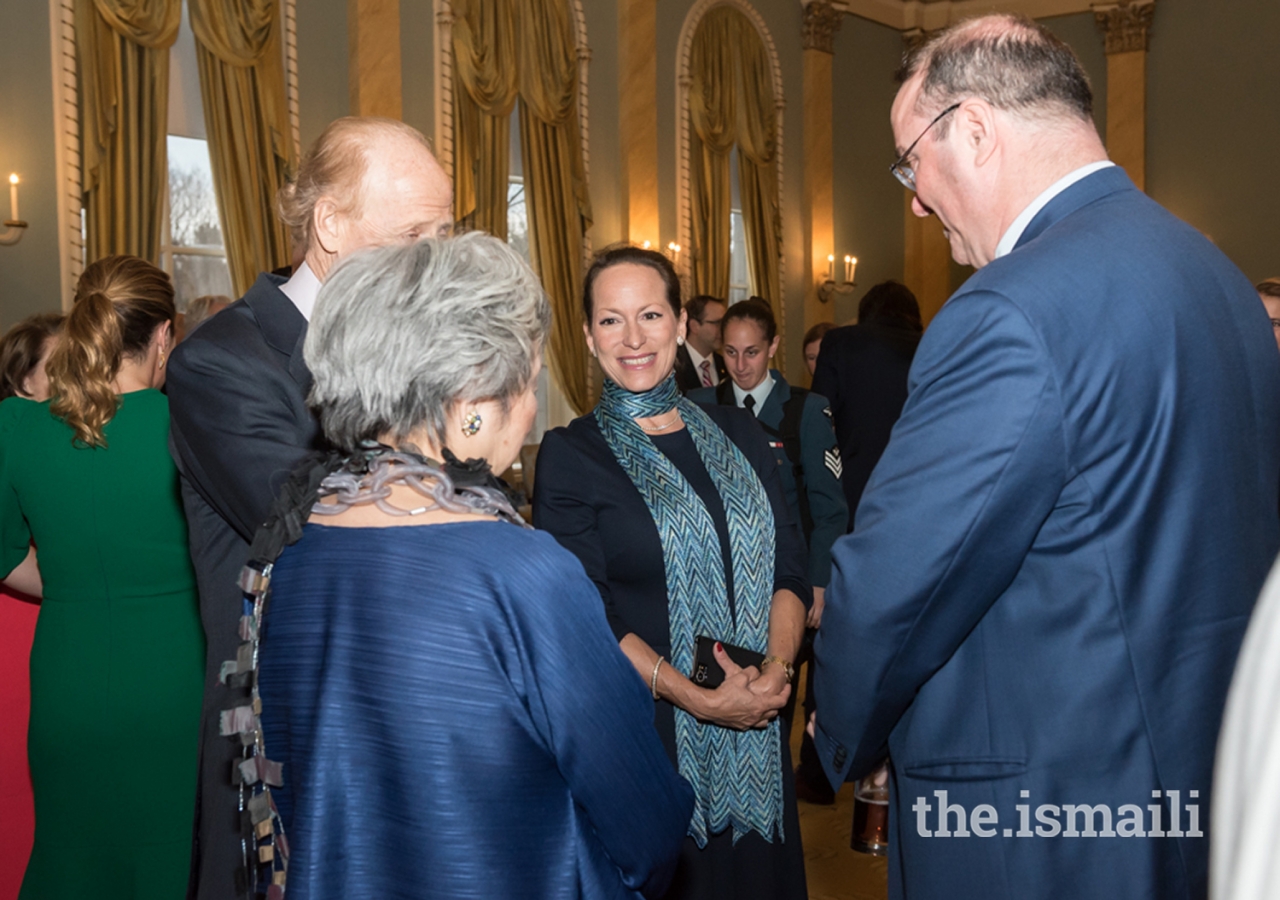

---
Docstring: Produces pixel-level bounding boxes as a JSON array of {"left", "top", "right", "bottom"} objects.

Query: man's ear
[
  {"left": 312, "top": 197, "right": 342, "bottom": 255},
  {"left": 959, "top": 99, "right": 999, "bottom": 168}
]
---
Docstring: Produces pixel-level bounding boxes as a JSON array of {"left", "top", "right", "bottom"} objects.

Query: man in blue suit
[{"left": 813, "top": 14, "right": 1280, "bottom": 900}]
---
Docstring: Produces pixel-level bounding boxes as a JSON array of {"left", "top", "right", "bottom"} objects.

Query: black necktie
[{"left": 743, "top": 395, "right": 756, "bottom": 416}]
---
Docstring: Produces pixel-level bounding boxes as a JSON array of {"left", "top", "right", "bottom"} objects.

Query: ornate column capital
[
  {"left": 1093, "top": 0, "right": 1156, "bottom": 55},
  {"left": 803, "top": 1, "right": 843, "bottom": 55}
]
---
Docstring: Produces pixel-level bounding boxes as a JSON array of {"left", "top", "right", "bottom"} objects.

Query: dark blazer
[
  {"left": 814, "top": 167, "right": 1280, "bottom": 900},
  {"left": 166, "top": 273, "right": 323, "bottom": 900},
  {"left": 810, "top": 323, "right": 919, "bottom": 527},
  {"left": 689, "top": 374, "right": 847, "bottom": 587},
  {"left": 674, "top": 343, "right": 727, "bottom": 393}
]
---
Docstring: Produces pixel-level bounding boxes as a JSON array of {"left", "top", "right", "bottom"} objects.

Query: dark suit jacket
[
  {"left": 166, "top": 273, "right": 323, "bottom": 900},
  {"left": 810, "top": 323, "right": 919, "bottom": 527},
  {"left": 814, "top": 168, "right": 1280, "bottom": 900},
  {"left": 674, "top": 343, "right": 727, "bottom": 393}
]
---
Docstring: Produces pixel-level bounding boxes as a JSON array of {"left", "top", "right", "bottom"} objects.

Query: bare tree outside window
[{"left": 164, "top": 135, "right": 233, "bottom": 311}]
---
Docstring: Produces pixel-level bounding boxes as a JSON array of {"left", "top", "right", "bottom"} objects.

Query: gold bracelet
[
  {"left": 651, "top": 656, "right": 664, "bottom": 700},
  {"left": 762, "top": 655, "right": 794, "bottom": 683}
]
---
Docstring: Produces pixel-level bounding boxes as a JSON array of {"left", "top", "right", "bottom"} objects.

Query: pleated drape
[
  {"left": 76, "top": 0, "right": 180, "bottom": 264},
  {"left": 452, "top": 0, "right": 592, "bottom": 414},
  {"left": 688, "top": 11, "right": 735, "bottom": 301},
  {"left": 517, "top": 0, "right": 592, "bottom": 415},
  {"left": 189, "top": 0, "right": 296, "bottom": 296},
  {"left": 451, "top": 0, "right": 518, "bottom": 239},
  {"left": 687, "top": 7, "right": 783, "bottom": 367}
]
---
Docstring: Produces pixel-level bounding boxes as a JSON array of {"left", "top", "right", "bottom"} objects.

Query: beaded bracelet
[{"left": 651, "top": 656, "right": 664, "bottom": 700}]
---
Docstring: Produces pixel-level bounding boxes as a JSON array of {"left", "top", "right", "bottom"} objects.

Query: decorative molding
[
  {"left": 831, "top": 0, "right": 1102, "bottom": 31},
  {"left": 676, "top": 0, "right": 786, "bottom": 352},
  {"left": 50, "top": 0, "right": 82, "bottom": 310},
  {"left": 802, "top": 1, "right": 843, "bottom": 54},
  {"left": 433, "top": 0, "right": 456, "bottom": 183},
  {"left": 1093, "top": 1, "right": 1155, "bottom": 55},
  {"left": 282, "top": 0, "right": 301, "bottom": 161}
]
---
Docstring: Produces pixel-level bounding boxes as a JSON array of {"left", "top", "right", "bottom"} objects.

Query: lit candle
[
  {"left": 641, "top": 240, "right": 651, "bottom": 249},
  {"left": 826, "top": 254, "right": 835, "bottom": 282},
  {"left": 8, "top": 174, "right": 18, "bottom": 223},
  {"left": 848, "top": 256, "right": 858, "bottom": 285},
  {"left": 668, "top": 242, "right": 681, "bottom": 265}
]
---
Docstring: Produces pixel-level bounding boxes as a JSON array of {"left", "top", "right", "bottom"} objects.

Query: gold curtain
[
  {"left": 731, "top": 13, "right": 783, "bottom": 368},
  {"left": 686, "top": 7, "right": 783, "bottom": 367},
  {"left": 451, "top": 0, "right": 592, "bottom": 413},
  {"left": 687, "top": 8, "right": 735, "bottom": 300},
  {"left": 451, "top": 0, "right": 517, "bottom": 239},
  {"left": 190, "top": 0, "right": 295, "bottom": 297},
  {"left": 76, "top": 0, "right": 180, "bottom": 264},
  {"left": 517, "top": 0, "right": 592, "bottom": 414}
]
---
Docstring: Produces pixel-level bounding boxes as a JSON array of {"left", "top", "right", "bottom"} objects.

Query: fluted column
[
  {"left": 348, "top": 0, "right": 403, "bottom": 119},
  {"left": 802, "top": 1, "right": 841, "bottom": 335},
  {"left": 619, "top": 0, "right": 659, "bottom": 246},
  {"left": 1094, "top": 0, "right": 1155, "bottom": 190}
]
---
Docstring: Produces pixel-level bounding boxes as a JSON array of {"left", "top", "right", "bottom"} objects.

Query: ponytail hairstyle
[
  {"left": 723, "top": 296, "right": 778, "bottom": 343},
  {"left": 46, "top": 256, "right": 175, "bottom": 447}
]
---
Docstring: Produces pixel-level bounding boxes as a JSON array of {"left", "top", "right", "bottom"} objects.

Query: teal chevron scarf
[{"left": 595, "top": 373, "right": 782, "bottom": 846}]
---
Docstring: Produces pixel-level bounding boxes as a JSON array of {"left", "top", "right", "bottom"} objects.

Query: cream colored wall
[{"left": 5, "top": 1, "right": 1277, "bottom": 334}]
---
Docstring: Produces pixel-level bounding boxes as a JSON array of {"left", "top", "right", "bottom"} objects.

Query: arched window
[{"left": 676, "top": 0, "right": 785, "bottom": 364}]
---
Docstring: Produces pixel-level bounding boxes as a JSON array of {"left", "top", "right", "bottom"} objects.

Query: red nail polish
[{"left": 715, "top": 642, "right": 723, "bottom": 652}]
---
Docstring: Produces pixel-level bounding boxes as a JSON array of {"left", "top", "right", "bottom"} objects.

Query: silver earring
[
  {"left": 676, "top": 335, "right": 685, "bottom": 346},
  {"left": 461, "top": 410, "right": 482, "bottom": 437}
]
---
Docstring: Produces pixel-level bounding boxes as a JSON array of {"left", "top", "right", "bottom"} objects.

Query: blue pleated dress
[{"left": 257, "top": 521, "right": 694, "bottom": 900}]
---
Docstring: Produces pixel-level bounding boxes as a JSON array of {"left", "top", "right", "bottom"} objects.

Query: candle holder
[
  {"left": 817, "top": 254, "right": 857, "bottom": 303},
  {"left": 0, "top": 219, "right": 29, "bottom": 247},
  {"left": 1, "top": 174, "right": 27, "bottom": 246}
]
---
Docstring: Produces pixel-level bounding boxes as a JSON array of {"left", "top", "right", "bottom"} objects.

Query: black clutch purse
[{"left": 691, "top": 636, "right": 766, "bottom": 689}]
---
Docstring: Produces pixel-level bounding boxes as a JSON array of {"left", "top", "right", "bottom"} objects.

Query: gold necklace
[{"left": 638, "top": 411, "right": 682, "bottom": 433}]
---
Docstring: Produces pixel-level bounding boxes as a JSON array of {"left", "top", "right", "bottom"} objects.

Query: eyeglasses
[{"left": 890, "top": 103, "right": 961, "bottom": 191}]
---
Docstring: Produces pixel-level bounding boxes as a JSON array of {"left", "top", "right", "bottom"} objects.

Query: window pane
[
  {"left": 508, "top": 179, "right": 530, "bottom": 262},
  {"left": 728, "top": 209, "right": 750, "bottom": 302},
  {"left": 168, "top": 135, "right": 224, "bottom": 248},
  {"left": 172, "top": 254, "right": 233, "bottom": 312}
]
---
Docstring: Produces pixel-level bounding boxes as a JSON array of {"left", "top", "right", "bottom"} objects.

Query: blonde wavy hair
[{"left": 46, "top": 256, "right": 175, "bottom": 447}]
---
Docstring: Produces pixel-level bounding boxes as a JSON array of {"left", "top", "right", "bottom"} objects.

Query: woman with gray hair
[{"left": 245, "top": 234, "right": 693, "bottom": 900}]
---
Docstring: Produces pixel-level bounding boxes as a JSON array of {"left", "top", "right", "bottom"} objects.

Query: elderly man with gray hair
[
  {"left": 812, "top": 14, "right": 1280, "bottom": 900},
  {"left": 246, "top": 233, "right": 693, "bottom": 899},
  {"left": 166, "top": 116, "right": 453, "bottom": 900}
]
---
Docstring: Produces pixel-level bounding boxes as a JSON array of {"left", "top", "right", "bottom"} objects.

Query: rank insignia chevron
[{"left": 824, "top": 448, "right": 843, "bottom": 479}]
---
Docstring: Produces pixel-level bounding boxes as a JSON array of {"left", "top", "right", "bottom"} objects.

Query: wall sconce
[
  {"left": 0, "top": 174, "right": 28, "bottom": 247},
  {"left": 818, "top": 253, "right": 857, "bottom": 303},
  {"left": 667, "top": 241, "right": 682, "bottom": 268}
]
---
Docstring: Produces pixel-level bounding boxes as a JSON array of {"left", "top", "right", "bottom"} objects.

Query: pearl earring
[
  {"left": 461, "top": 410, "right": 483, "bottom": 437},
  {"left": 676, "top": 335, "right": 685, "bottom": 346}
]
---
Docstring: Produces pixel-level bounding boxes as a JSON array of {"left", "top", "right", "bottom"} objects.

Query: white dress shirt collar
[
  {"left": 732, "top": 372, "right": 775, "bottom": 414},
  {"left": 685, "top": 342, "right": 711, "bottom": 372},
  {"left": 279, "top": 261, "right": 321, "bottom": 322},
  {"left": 994, "top": 161, "right": 1115, "bottom": 260}
]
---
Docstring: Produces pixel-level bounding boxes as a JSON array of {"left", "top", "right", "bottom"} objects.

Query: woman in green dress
[{"left": 0, "top": 256, "right": 204, "bottom": 899}]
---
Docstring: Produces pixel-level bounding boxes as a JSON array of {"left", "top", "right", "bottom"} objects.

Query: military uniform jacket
[{"left": 690, "top": 372, "right": 847, "bottom": 587}]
